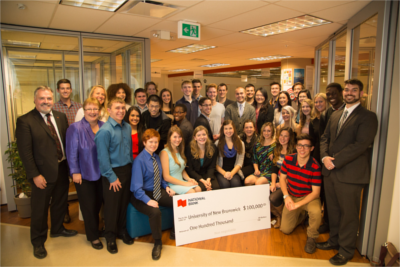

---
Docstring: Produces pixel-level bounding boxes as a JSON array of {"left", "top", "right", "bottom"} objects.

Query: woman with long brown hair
[
  {"left": 270, "top": 127, "right": 297, "bottom": 228},
  {"left": 185, "top": 126, "right": 219, "bottom": 191},
  {"left": 160, "top": 125, "right": 201, "bottom": 194},
  {"left": 215, "top": 120, "right": 245, "bottom": 188}
]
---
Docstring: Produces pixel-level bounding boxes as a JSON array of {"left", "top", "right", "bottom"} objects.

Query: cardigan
[{"left": 215, "top": 140, "right": 245, "bottom": 179}]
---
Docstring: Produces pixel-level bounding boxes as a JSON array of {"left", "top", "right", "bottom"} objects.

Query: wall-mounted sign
[
  {"left": 194, "top": 70, "right": 203, "bottom": 79},
  {"left": 178, "top": 21, "right": 201, "bottom": 40},
  {"left": 282, "top": 68, "right": 293, "bottom": 86},
  {"left": 261, "top": 68, "right": 270, "bottom": 77},
  {"left": 241, "top": 75, "right": 248, "bottom": 82},
  {"left": 250, "top": 77, "right": 257, "bottom": 84}
]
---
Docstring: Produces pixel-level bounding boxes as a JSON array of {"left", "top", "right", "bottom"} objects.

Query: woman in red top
[{"left": 125, "top": 106, "right": 145, "bottom": 159}]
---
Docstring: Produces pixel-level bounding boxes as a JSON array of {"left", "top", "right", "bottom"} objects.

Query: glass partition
[
  {"left": 351, "top": 14, "right": 378, "bottom": 110},
  {"left": 318, "top": 43, "right": 330, "bottom": 93},
  {"left": 334, "top": 32, "right": 347, "bottom": 86}
]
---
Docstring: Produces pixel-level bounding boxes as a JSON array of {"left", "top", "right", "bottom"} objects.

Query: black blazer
[
  {"left": 16, "top": 108, "right": 69, "bottom": 183},
  {"left": 223, "top": 99, "right": 235, "bottom": 108},
  {"left": 185, "top": 144, "right": 218, "bottom": 181},
  {"left": 256, "top": 104, "right": 274, "bottom": 132},
  {"left": 193, "top": 114, "right": 213, "bottom": 141},
  {"left": 320, "top": 105, "right": 378, "bottom": 184}
]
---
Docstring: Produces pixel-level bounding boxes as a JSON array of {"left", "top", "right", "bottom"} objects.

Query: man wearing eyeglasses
[
  {"left": 193, "top": 97, "right": 213, "bottom": 141},
  {"left": 142, "top": 95, "right": 172, "bottom": 154},
  {"left": 279, "top": 134, "right": 322, "bottom": 255}
]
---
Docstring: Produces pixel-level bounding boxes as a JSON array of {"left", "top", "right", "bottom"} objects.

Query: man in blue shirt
[
  {"left": 95, "top": 98, "right": 133, "bottom": 254},
  {"left": 130, "top": 129, "right": 175, "bottom": 260}
]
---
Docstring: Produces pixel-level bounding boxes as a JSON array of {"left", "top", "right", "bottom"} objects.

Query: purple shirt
[
  {"left": 53, "top": 100, "right": 82, "bottom": 125},
  {"left": 66, "top": 118, "right": 104, "bottom": 181}
]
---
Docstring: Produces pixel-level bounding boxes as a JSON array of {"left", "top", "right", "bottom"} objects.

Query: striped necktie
[
  {"left": 337, "top": 110, "right": 348, "bottom": 134},
  {"left": 46, "top": 114, "right": 63, "bottom": 160},
  {"left": 152, "top": 156, "right": 161, "bottom": 201}
]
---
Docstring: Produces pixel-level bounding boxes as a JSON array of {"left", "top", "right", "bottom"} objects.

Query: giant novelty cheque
[{"left": 173, "top": 184, "right": 271, "bottom": 246}]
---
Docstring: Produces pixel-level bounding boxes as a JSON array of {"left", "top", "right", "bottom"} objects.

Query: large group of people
[{"left": 15, "top": 77, "right": 377, "bottom": 266}]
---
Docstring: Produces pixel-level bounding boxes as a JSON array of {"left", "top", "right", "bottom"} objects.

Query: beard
[{"left": 344, "top": 95, "right": 360, "bottom": 104}]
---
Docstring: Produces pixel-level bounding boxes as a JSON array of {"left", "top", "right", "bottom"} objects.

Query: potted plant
[{"left": 5, "top": 141, "right": 31, "bottom": 218}]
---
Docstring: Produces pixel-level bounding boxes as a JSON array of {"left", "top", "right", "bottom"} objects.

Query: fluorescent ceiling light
[
  {"left": 241, "top": 15, "right": 332, "bottom": 37},
  {"left": 249, "top": 55, "right": 291, "bottom": 61},
  {"left": 9, "top": 54, "right": 37, "bottom": 59},
  {"left": 201, "top": 63, "right": 229, "bottom": 68},
  {"left": 60, "top": 0, "right": 126, "bottom": 12},
  {"left": 169, "top": 69, "right": 190, "bottom": 72},
  {"left": 151, "top": 59, "right": 162, "bottom": 63},
  {"left": 168, "top": 44, "right": 216, "bottom": 54},
  {"left": 2, "top": 40, "right": 41, "bottom": 48}
]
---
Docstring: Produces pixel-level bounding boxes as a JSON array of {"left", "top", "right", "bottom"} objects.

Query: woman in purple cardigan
[{"left": 66, "top": 98, "right": 105, "bottom": 250}]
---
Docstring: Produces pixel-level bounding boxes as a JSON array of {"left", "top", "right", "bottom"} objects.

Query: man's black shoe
[
  {"left": 316, "top": 241, "right": 339, "bottom": 250},
  {"left": 152, "top": 243, "right": 162, "bottom": 260},
  {"left": 107, "top": 241, "right": 118, "bottom": 254},
  {"left": 33, "top": 245, "right": 47, "bottom": 259},
  {"left": 50, "top": 229, "right": 78, "bottom": 238},
  {"left": 329, "top": 253, "right": 350, "bottom": 266},
  {"left": 119, "top": 232, "right": 134, "bottom": 245}
]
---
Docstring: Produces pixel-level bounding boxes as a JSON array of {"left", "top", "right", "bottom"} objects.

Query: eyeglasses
[
  {"left": 85, "top": 108, "right": 99, "bottom": 112},
  {"left": 296, "top": 144, "right": 312, "bottom": 149}
]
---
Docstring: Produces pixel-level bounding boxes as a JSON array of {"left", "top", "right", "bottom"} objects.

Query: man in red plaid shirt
[
  {"left": 53, "top": 79, "right": 82, "bottom": 126},
  {"left": 53, "top": 79, "right": 83, "bottom": 223}
]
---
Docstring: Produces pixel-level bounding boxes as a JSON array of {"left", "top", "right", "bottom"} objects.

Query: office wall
[{"left": 0, "top": 152, "right": 6, "bottom": 204}]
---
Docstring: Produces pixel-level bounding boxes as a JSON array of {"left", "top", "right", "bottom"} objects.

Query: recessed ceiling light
[
  {"left": 2, "top": 40, "right": 41, "bottom": 48},
  {"left": 249, "top": 55, "right": 291, "bottom": 61},
  {"left": 60, "top": 0, "right": 126, "bottom": 12},
  {"left": 241, "top": 15, "right": 332, "bottom": 37},
  {"left": 151, "top": 59, "right": 162, "bottom": 63},
  {"left": 168, "top": 44, "right": 216, "bottom": 54},
  {"left": 169, "top": 69, "right": 190, "bottom": 72},
  {"left": 200, "top": 63, "right": 229, "bottom": 68}
]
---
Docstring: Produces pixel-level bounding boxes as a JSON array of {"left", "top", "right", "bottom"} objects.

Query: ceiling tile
[
  {"left": 166, "top": 1, "right": 268, "bottom": 25},
  {"left": 156, "top": 0, "right": 203, "bottom": 7},
  {"left": 0, "top": 1, "right": 57, "bottom": 28},
  {"left": 208, "top": 4, "right": 303, "bottom": 31},
  {"left": 49, "top": 5, "right": 114, "bottom": 32},
  {"left": 197, "top": 32, "right": 260, "bottom": 47},
  {"left": 310, "top": 0, "right": 372, "bottom": 23},
  {"left": 95, "top": 14, "right": 161, "bottom": 35},
  {"left": 274, "top": 1, "right": 353, "bottom": 14}
]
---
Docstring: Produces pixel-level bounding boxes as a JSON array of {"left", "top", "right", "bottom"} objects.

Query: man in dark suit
[
  {"left": 225, "top": 87, "right": 256, "bottom": 135},
  {"left": 193, "top": 97, "right": 213, "bottom": 141},
  {"left": 317, "top": 79, "right": 378, "bottom": 265},
  {"left": 16, "top": 86, "right": 77, "bottom": 259}
]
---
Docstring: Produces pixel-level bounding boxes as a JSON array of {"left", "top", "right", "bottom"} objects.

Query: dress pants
[
  {"left": 270, "top": 188, "right": 283, "bottom": 207},
  {"left": 280, "top": 195, "right": 321, "bottom": 239},
  {"left": 102, "top": 163, "right": 132, "bottom": 242},
  {"left": 197, "top": 178, "right": 220, "bottom": 191},
  {"left": 320, "top": 175, "right": 330, "bottom": 226},
  {"left": 324, "top": 172, "right": 364, "bottom": 259},
  {"left": 130, "top": 189, "right": 173, "bottom": 240},
  {"left": 75, "top": 178, "right": 103, "bottom": 241},
  {"left": 30, "top": 160, "right": 69, "bottom": 246}
]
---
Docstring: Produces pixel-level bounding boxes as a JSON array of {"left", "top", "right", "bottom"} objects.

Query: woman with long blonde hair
[
  {"left": 75, "top": 85, "right": 109, "bottom": 122},
  {"left": 296, "top": 99, "right": 316, "bottom": 135},
  {"left": 185, "top": 126, "right": 219, "bottom": 191},
  {"left": 160, "top": 125, "right": 201, "bottom": 194},
  {"left": 276, "top": 105, "right": 297, "bottom": 133}
]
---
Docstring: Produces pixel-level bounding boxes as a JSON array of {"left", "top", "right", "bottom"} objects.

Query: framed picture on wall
[{"left": 294, "top": 68, "right": 305, "bottom": 84}]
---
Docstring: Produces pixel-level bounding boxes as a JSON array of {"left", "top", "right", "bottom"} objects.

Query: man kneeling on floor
[{"left": 279, "top": 134, "right": 322, "bottom": 254}]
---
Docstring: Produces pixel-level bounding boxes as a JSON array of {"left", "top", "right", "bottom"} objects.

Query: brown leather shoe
[{"left": 304, "top": 237, "right": 316, "bottom": 254}]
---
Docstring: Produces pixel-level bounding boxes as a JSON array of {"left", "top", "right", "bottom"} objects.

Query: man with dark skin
[
  {"left": 325, "top": 83, "right": 345, "bottom": 123},
  {"left": 173, "top": 104, "right": 193, "bottom": 148}
]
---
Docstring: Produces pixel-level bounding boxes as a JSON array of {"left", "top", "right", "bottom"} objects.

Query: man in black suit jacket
[
  {"left": 15, "top": 86, "right": 77, "bottom": 259},
  {"left": 193, "top": 97, "right": 213, "bottom": 141},
  {"left": 317, "top": 79, "right": 378, "bottom": 265}
]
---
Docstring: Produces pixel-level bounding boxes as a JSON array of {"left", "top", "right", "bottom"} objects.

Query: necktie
[
  {"left": 46, "top": 113, "right": 63, "bottom": 160},
  {"left": 239, "top": 103, "right": 243, "bottom": 117},
  {"left": 337, "top": 110, "right": 348, "bottom": 134},
  {"left": 152, "top": 156, "right": 161, "bottom": 201}
]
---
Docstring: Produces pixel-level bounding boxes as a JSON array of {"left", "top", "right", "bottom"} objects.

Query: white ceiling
[{"left": 1, "top": 0, "right": 372, "bottom": 73}]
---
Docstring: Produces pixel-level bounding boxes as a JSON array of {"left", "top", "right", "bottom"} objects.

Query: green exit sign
[{"left": 178, "top": 21, "right": 201, "bottom": 40}]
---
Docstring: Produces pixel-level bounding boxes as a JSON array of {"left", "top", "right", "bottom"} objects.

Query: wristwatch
[{"left": 283, "top": 194, "right": 289, "bottom": 199}]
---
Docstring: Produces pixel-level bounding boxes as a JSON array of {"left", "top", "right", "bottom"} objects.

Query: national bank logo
[{"left": 177, "top": 199, "right": 187, "bottom": 207}]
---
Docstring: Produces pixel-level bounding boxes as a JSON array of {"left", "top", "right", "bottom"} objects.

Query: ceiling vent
[
  {"left": 119, "top": 0, "right": 179, "bottom": 18},
  {"left": 190, "top": 58, "right": 207, "bottom": 62}
]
